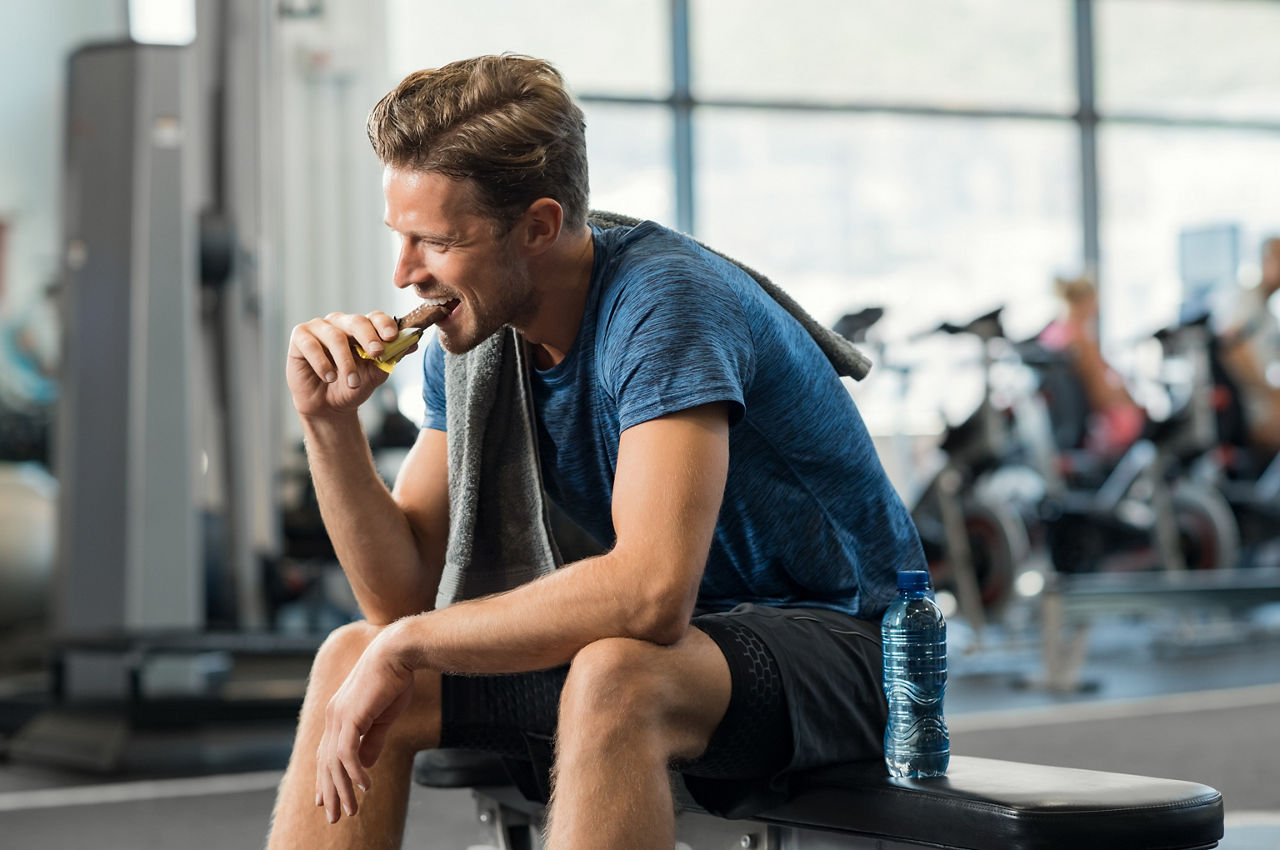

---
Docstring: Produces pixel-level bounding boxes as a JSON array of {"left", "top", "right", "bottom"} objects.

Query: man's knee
[
  {"left": 306, "top": 620, "right": 441, "bottom": 752},
  {"left": 311, "top": 620, "right": 381, "bottom": 679},
  {"left": 559, "top": 637, "right": 674, "bottom": 744}
]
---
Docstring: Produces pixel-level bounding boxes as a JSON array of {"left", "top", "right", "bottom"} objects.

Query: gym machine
[{"left": 10, "top": 10, "right": 316, "bottom": 774}]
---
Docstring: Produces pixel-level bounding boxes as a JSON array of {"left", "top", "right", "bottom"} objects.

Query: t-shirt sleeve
[
  {"left": 420, "top": 333, "right": 447, "bottom": 432},
  {"left": 599, "top": 266, "right": 755, "bottom": 432}
]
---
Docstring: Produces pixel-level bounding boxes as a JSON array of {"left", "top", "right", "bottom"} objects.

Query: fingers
[
  {"left": 340, "top": 310, "right": 400, "bottom": 359},
  {"left": 319, "top": 313, "right": 370, "bottom": 382},
  {"left": 334, "top": 722, "right": 370, "bottom": 817},
  {"left": 311, "top": 630, "right": 416, "bottom": 826},
  {"left": 316, "top": 727, "right": 358, "bottom": 822},
  {"left": 315, "top": 711, "right": 345, "bottom": 824},
  {"left": 289, "top": 321, "right": 341, "bottom": 386},
  {"left": 367, "top": 310, "right": 402, "bottom": 345},
  {"left": 288, "top": 312, "right": 397, "bottom": 393},
  {"left": 316, "top": 698, "right": 375, "bottom": 824},
  {"left": 315, "top": 740, "right": 337, "bottom": 824}
]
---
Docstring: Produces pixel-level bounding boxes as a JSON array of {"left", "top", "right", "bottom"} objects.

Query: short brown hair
[{"left": 367, "top": 54, "right": 589, "bottom": 233}]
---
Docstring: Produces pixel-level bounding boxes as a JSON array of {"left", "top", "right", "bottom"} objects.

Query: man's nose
[{"left": 393, "top": 246, "right": 428, "bottom": 290}]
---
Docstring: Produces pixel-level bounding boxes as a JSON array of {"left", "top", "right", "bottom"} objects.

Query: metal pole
[
  {"left": 671, "top": 0, "right": 695, "bottom": 234},
  {"left": 1074, "top": 0, "right": 1101, "bottom": 283}
]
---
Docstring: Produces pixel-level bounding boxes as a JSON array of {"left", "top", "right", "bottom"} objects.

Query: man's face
[{"left": 383, "top": 167, "right": 537, "bottom": 354}]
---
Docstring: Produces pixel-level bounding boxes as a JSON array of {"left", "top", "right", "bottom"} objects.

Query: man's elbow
[
  {"left": 359, "top": 596, "right": 435, "bottom": 628},
  {"left": 626, "top": 581, "right": 697, "bottom": 646}
]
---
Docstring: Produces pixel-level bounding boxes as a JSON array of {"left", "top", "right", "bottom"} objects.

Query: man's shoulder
[
  {"left": 596, "top": 218, "right": 704, "bottom": 268},
  {"left": 597, "top": 221, "right": 751, "bottom": 308}
]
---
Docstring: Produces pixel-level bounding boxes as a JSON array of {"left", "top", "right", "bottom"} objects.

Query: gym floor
[{"left": 1, "top": 606, "right": 1278, "bottom": 849}]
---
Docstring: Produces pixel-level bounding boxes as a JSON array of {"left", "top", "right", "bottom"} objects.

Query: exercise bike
[
  {"left": 837, "top": 307, "right": 1030, "bottom": 632},
  {"left": 1146, "top": 310, "right": 1280, "bottom": 569},
  {"left": 1013, "top": 320, "right": 1240, "bottom": 575}
]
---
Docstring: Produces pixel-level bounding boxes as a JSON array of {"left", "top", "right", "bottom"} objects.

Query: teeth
[{"left": 397, "top": 298, "right": 455, "bottom": 331}]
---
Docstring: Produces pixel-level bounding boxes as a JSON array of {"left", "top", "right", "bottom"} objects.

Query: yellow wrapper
[{"left": 354, "top": 328, "right": 424, "bottom": 374}]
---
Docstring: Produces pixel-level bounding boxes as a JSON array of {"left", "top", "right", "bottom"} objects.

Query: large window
[
  {"left": 1098, "top": 126, "right": 1280, "bottom": 350},
  {"left": 696, "top": 112, "right": 1078, "bottom": 330},
  {"left": 692, "top": 0, "right": 1076, "bottom": 112},
  {"left": 582, "top": 103, "right": 676, "bottom": 227},
  {"left": 384, "top": 0, "right": 1280, "bottom": 438},
  {"left": 1096, "top": 0, "right": 1280, "bottom": 123},
  {"left": 1092, "top": 0, "right": 1280, "bottom": 352}
]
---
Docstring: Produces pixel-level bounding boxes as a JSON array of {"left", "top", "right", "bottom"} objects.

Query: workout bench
[{"left": 413, "top": 748, "right": 1224, "bottom": 849}]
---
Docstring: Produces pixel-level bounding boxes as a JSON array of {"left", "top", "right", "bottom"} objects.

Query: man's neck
[{"left": 521, "top": 225, "right": 596, "bottom": 370}]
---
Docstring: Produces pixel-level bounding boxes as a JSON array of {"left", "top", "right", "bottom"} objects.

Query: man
[
  {"left": 268, "top": 54, "right": 924, "bottom": 849},
  {"left": 1219, "top": 236, "right": 1280, "bottom": 454}
]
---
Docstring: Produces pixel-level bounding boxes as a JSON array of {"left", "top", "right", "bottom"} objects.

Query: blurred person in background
[
  {"left": 1038, "top": 274, "right": 1146, "bottom": 458},
  {"left": 1217, "top": 236, "right": 1280, "bottom": 455}
]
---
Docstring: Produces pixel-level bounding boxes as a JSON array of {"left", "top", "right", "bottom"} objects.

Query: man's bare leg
[
  {"left": 267, "top": 621, "right": 442, "bottom": 850},
  {"left": 547, "top": 628, "right": 733, "bottom": 849}
]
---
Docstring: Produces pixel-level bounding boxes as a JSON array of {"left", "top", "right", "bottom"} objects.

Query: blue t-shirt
[{"left": 421, "top": 221, "right": 924, "bottom": 619}]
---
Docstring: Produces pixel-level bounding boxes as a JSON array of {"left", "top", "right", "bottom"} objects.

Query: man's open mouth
[
  {"left": 398, "top": 298, "right": 461, "bottom": 330},
  {"left": 418, "top": 296, "right": 460, "bottom": 314}
]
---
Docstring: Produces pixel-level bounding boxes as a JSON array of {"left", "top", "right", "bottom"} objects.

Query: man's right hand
[{"left": 287, "top": 311, "right": 406, "bottom": 418}]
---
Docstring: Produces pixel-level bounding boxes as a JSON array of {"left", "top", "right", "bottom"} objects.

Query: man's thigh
[
  {"left": 432, "top": 604, "right": 885, "bottom": 794},
  {"left": 437, "top": 626, "right": 732, "bottom": 761},
  {"left": 678, "top": 605, "right": 886, "bottom": 816},
  {"left": 692, "top": 604, "right": 887, "bottom": 774}
]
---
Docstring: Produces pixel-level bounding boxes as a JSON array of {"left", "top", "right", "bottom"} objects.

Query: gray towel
[
  {"left": 438, "top": 328, "right": 561, "bottom": 607},
  {"left": 435, "top": 212, "right": 871, "bottom": 608}
]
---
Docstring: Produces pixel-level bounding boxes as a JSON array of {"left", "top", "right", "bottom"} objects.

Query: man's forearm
[
  {"left": 302, "top": 413, "right": 438, "bottom": 622},
  {"left": 384, "top": 549, "right": 696, "bottom": 675}
]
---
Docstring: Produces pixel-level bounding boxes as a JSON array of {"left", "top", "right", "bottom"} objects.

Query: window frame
[{"left": 570, "top": 0, "right": 1280, "bottom": 297}]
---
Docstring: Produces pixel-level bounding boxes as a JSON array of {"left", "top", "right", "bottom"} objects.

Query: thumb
[{"left": 357, "top": 685, "right": 412, "bottom": 768}]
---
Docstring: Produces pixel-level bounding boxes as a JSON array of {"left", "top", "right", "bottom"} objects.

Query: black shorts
[{"left": 439, "top": 603, "right": 887, "bottom": 817}]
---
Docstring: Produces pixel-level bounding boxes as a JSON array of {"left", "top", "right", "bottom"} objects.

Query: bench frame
[{"left": 465, "top": 786, "right": 922, "bottom": 849}]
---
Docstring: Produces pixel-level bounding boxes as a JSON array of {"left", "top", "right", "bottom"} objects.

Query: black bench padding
[
  {"left": 759, "top": 756, "right": 1223, "bottom": 850},
  {"left": 413, "top": 747, "right": 514, "bottom": 788},
  {"left": 414, "top": 750, "right": 1224, "bottom": 850}
]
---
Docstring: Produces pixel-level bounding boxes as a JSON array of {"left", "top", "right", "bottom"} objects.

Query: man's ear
[{"left": 519, "top": 198, "right": 564, "bottom": 255}]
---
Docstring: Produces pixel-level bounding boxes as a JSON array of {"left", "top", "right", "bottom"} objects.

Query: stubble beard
[{"left": 437, "top": 259, "right": 538, "bottom": 355}]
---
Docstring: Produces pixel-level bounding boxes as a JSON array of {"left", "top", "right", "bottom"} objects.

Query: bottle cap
[{"left": 897, "top": 570, "right": 931, "bottom": 592}]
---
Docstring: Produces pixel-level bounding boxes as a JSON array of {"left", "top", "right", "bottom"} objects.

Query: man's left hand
[{"left": 315, "top": 625, "right": 416, "bottom": 824}]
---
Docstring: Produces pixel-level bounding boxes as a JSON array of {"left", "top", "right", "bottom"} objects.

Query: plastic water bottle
[{"left": 881, "top": 570, "right": 950, "bottom": 778}]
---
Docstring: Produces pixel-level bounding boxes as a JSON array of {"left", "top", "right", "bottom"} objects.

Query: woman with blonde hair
[{"left": 1038, "top": 274, "right": 1146, "bottom": 457}]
